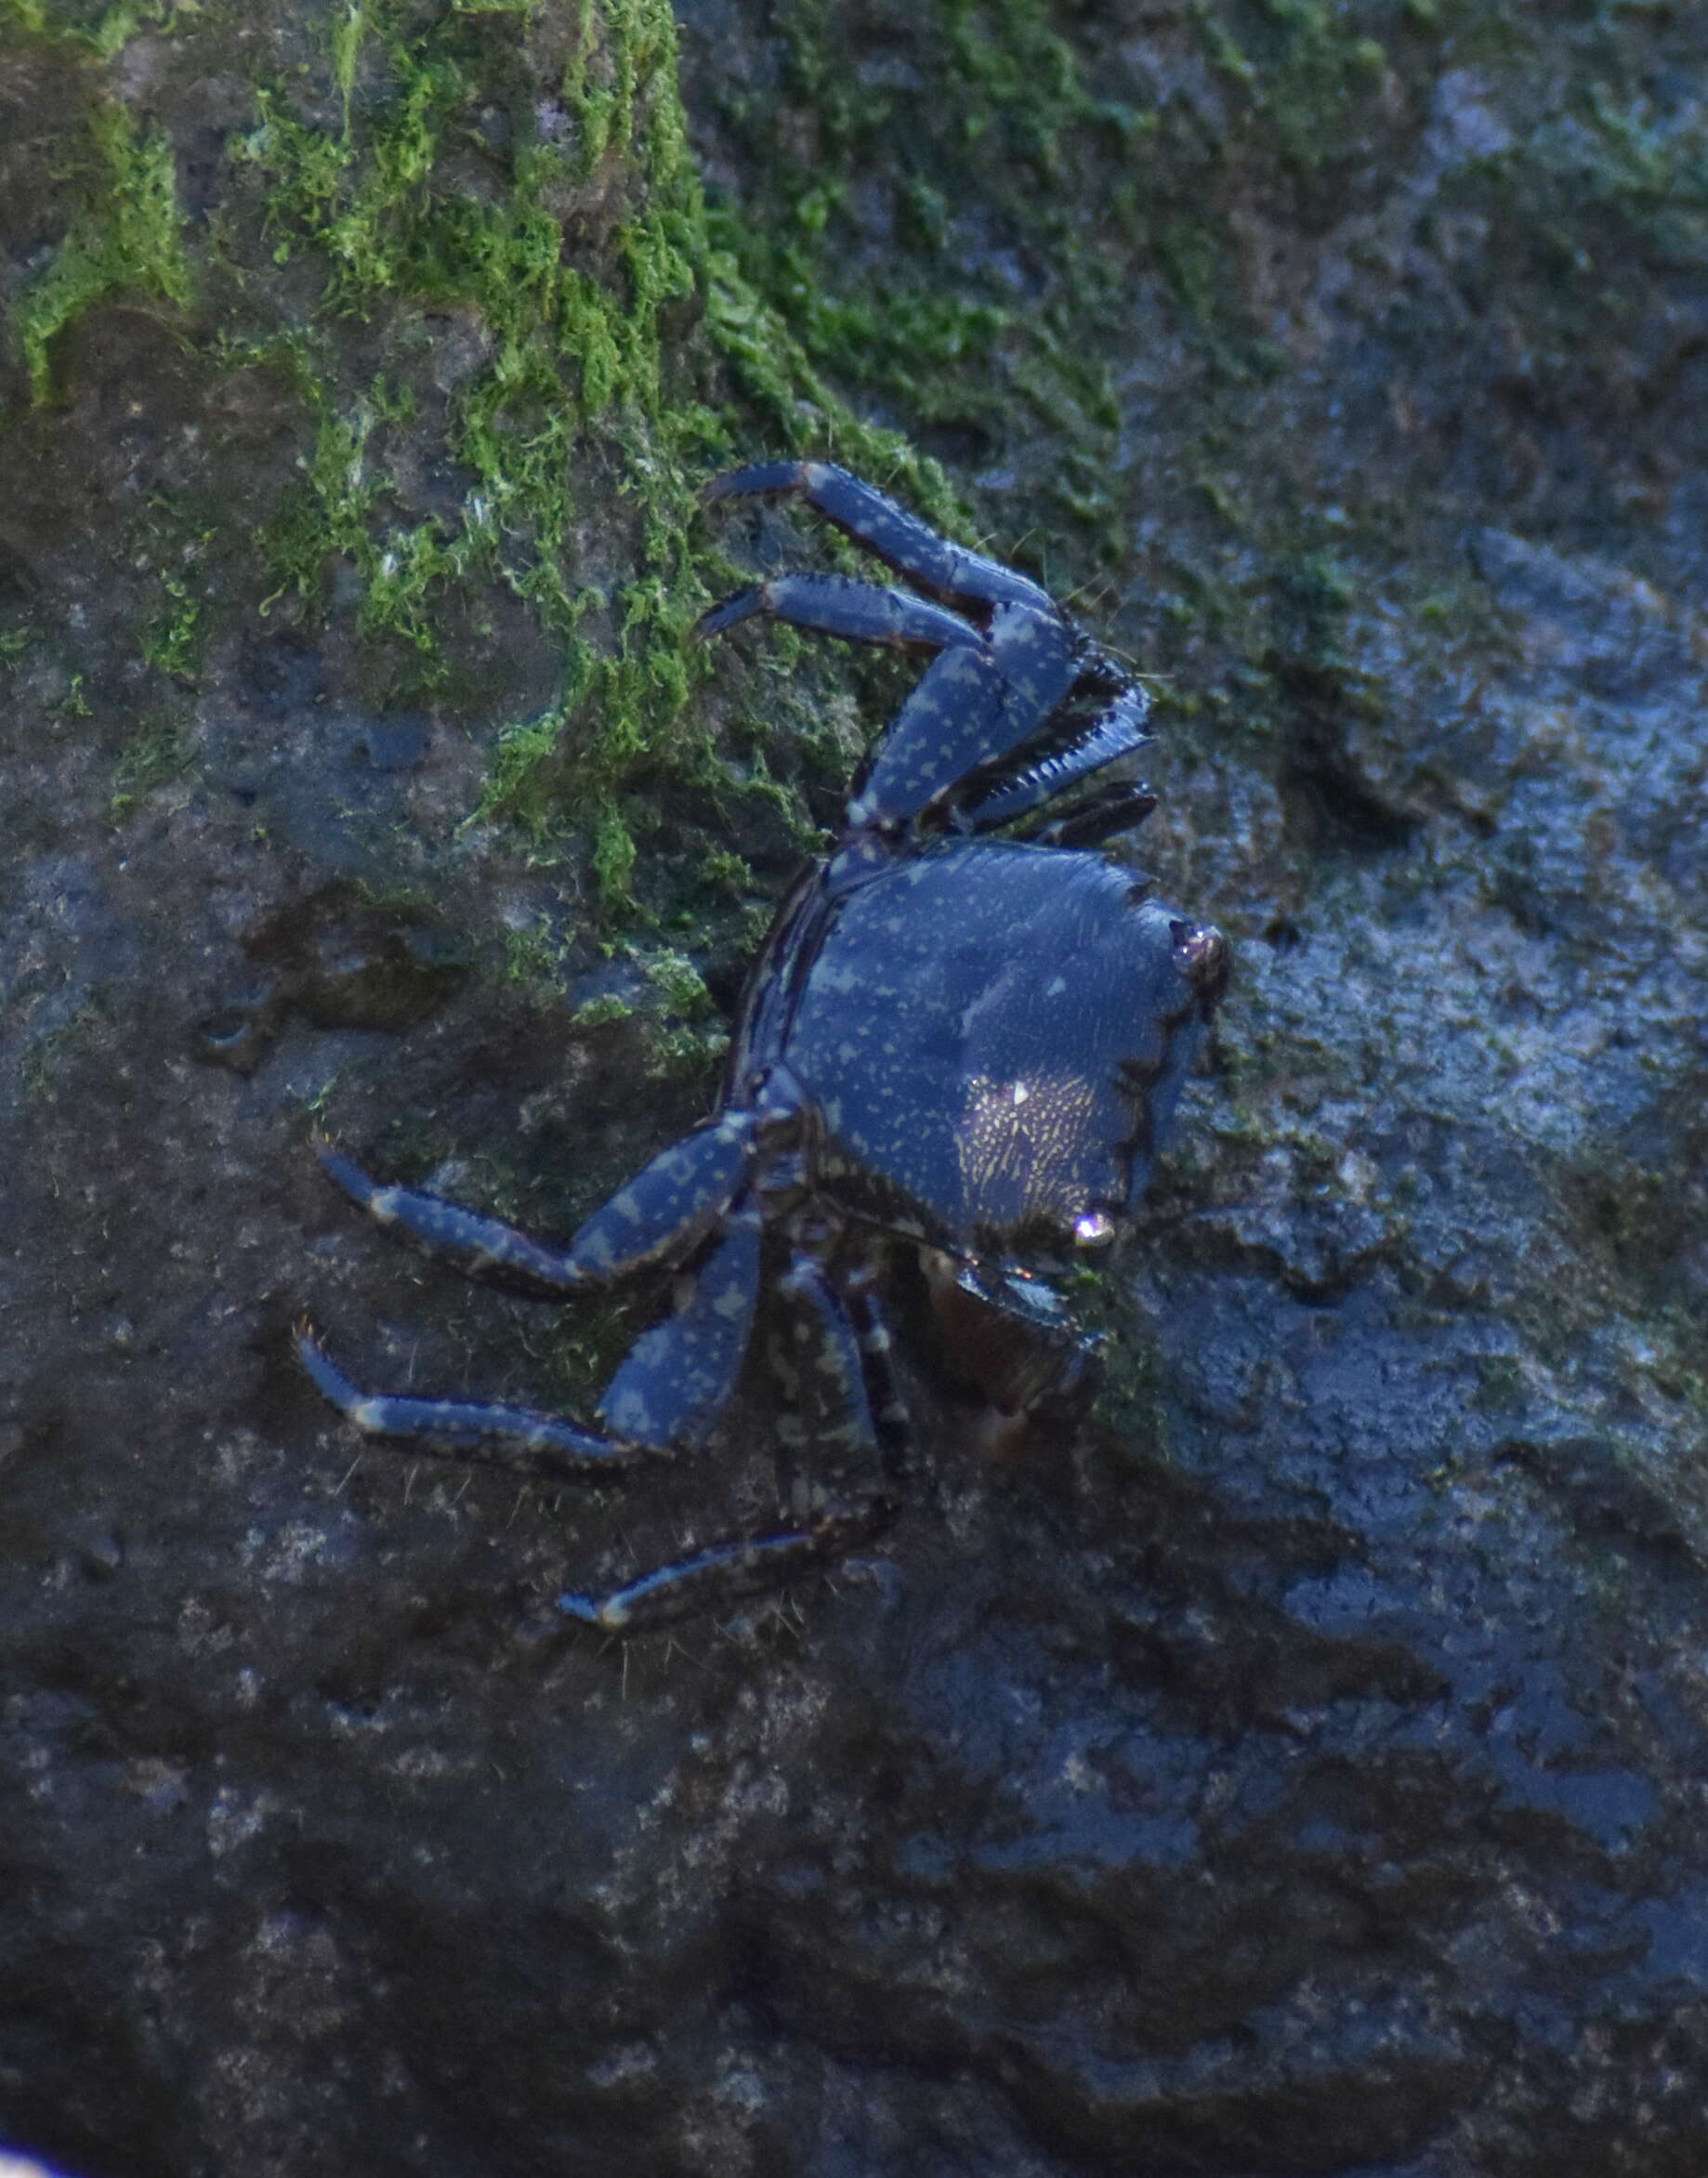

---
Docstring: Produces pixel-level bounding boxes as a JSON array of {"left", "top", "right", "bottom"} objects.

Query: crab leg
[
  {"left": 702, "top": 462, "right": 1157, "bottom": 833},
  {"left": 843, "top": 647, "right": 1005, "bottom": 826},
  {"left": 695, "top": 572, "right": 981, "bottom": 652},
  {"left": 314, "top": 1114, "right": 756, "bottom": 1299},
  {"left": 698, "top": 571, "right": 1100, "bottom": 833},
  {"left": 558, "top": 1241, "right": 913, "bottom": 1634},
  {"left": 769, "top": 1249, "right": 896, "bottom": 1480},
  {"left": 298, "top": 1200, "right": 768, "bottom": 1480},
  {"left": 704, "top": 459, "right": 1054, "bottom": 615},
  {"left": 847, "top": 599, "right": 1095, "bottom": 829},
  {"left": 595, "top": 1201, "right": 763, "bottom": 1446},
  {"left": 556, "top": 1504, "right": 896, "bottom": 1634},
  {"left": 296, "top": 1326, "right": 663, "bottom": 1478}
]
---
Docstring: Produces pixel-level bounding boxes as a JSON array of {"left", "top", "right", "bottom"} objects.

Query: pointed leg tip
[
  {"left": 700, "top": 460, "right": 810, "bottom": 508},
  {"left": 315, "top": 1140, "right": 371, "bottom": 1195},
  {"left": 557, "top": 1590, "right": 627, "bottom": 1633},
  {"left": 692, "top": 587, "right": 765, "bottom": 643},
  {"left": 296, "top": 1323, "right": 356, "bottom": 1410}
]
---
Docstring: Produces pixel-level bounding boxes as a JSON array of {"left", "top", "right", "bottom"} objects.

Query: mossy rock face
[
  {"left": 6, "top": 5, "right": 1708, "bottom": 2176},
  {"left": 6, "top": 9, "right": 669, "bottom": 905}
]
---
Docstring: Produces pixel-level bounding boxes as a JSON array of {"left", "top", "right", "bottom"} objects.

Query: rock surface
[{"left": 3, "top": 4, "right": 1707, "bottom": 2175}]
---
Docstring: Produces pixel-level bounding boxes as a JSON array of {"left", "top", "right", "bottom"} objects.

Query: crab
[{"left": 298, "top": 461, "right": 1228, "bottom": 1633}]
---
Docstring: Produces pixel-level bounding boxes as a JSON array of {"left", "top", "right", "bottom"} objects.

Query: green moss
[
  {"left": 109, "top": 709, "right": 191, "bottom": 821},
  {"left": 715, "top": 8, "right": 1106, "bottom": 341},
  {"left": 1191, "top": 2, "right": 1257, "bottom": 88},
  {"left": 13, "top": 98, "right": 191, "bottom": 404},
  {"left": 637, "top": 947, "right": 727, "bottom": 1076},
  {"left": 331, "top": 0, "right": 368, "bottom": 127},
  {"left": 222, "top": 0, "right": 948, "bottom": 914},
  {"left": 1222, "top": 0, "right": 1391, "bottom": 173},
  {"left": 696, "top": 0, "right": 1267, "bottom": 563},
  {"left": 698, "top": 846, "right": 751, "bottom": 898},
  {"left": 0, "top": 0, "right": 190, "bottom": 60},
  {"left": 7, "top": 0, "right": 1284, "bottom": 943},
  {"left": 226, "top": 3, "right": 700, "bottom": 827},
  {"left": 50, "top": 672, "right": 93, "bottom": 719},
  {"left": 502, "top": 916, "right": 565, "bottom": 991},
  {"left": 690, "top": 0, "right": 1505, "bottom": 525},
  {"left": 142, "top": 571, "right": 204, "bottom": 681},
  {"left": 642, "top": 949, "right": 709, "bottom": 1017},
  {"left": 590, "top": 800, "right": 638, "bottom": 912}
]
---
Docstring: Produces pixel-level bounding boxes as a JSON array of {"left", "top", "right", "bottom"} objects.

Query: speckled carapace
[{"left": 301, "top": 462, "right": 1228, "bottom": 1632}]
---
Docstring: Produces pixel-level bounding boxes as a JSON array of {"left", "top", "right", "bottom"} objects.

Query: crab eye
[
  {"left": 1171, "top": 920, "right": 1231, "bottom": 1004},
  {"left": 1073, "top": 1210, "right": 1118, "bottom": 1249}
]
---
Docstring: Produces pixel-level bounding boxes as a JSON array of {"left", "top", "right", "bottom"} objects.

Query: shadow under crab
[{"left": 299, "top": 461, "right": 1229, "bottom": 1633}]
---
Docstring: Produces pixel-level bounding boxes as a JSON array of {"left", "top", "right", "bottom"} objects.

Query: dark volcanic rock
[{"left": 4, "top": 4, "right": 1708, "bottom": 2176}]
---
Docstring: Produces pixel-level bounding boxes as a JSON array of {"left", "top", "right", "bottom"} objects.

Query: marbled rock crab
[{"left": 300, "top": 462, "right": 1228, "bottom": 1632}]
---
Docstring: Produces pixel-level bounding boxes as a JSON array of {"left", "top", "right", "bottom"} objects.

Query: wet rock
[
  {"left": 4, "top": 4, "right": 1708, "bottom": 2177},
  {"left": 193, "top": 882, "right": 467, "bottom": 1072}
]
